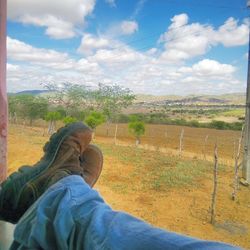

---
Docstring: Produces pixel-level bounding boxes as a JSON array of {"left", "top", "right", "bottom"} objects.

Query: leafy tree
[
  {"left": 128, "top": 115, "right": 145, "bottom": 145},
  {"left": 85, "top": 111, "right": 106, "bottom": 130},
  {"left": 95, "top": 83, "right": 135, "bottom": 135},
  {"left": 43, "top": 82, "right": 91, "bottom": 116},
  {"left": 54, "top": 106, "right": 67, "bottom": 118},
  {"left": 8, "top": 95, "right": 19, "bottom": 123},
  {"left": 8, "top": 94, "right": 48, "bottom": 126},
  {"left": 28, "top": 96, "right": 48, "bottom": 125},
  {"left": 63, "top": 116, "right": 78, "bottom": 125},
  {"left": 45, "top": 111, "right": 62, "bottom": 135}
]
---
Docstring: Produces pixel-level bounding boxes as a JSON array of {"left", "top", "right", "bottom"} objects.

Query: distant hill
[
  {"left": 8, "top": 90, "right": 51, "bottom": 96},
  {"left": 135, "top": 93, "right": 246, "bottom": 105},
  {"left": 7, "top": 89, "right": 246, "bottom": 105}
]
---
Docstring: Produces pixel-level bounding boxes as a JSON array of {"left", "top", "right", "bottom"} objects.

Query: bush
[
  {"left": 128, "top": 119, "right": 145, "bottom": 145},
  {"left": 45, "top": 111, "right": 62, "bottom": 122},
  {"left": 85, "top": 111, "right": 106, "bottom": 129},
  {"left": 112, "top": 112, "right": 243, "bottom": 131},
  {"left": 63, "top": 116, "right": 78, "bottom": 125},
  {"left": 209, "top": 120, "right": 228, "bottom": 130}
]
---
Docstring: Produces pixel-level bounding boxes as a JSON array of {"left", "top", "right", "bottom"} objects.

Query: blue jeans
[{"left": 11, "top": 175, "right": 241, "bottom": 250}]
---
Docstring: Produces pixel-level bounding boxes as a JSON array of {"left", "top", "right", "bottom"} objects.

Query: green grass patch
[
  {"left": 220, "top": 109, "right": 245, "bottom": 117},
  {"left": 97, "top": 142, "right": 217, "bottom": 192}
]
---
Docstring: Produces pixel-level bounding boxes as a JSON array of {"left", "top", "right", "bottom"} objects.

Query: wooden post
[
  {"left": 203, "top": 135, "right": 209, "bottom": 160},
  {"left": 165, "top": 129, "right": 168, "bottom": 147},
  {"left": 179, "top": 128, "right": 184, "bottom": 157},
  {"left": 165, "top": 129, "right": 168, "bottom": 139},
  {"left": 0, "top": 0, "right": 7, "bottom": 183},
  {"left": 114, "top": 124, "right": 118, "bottom": 145},
  {"left": 232, "top": 125, "right": 245, "bottom": 200},
  {"left": 210, "top": 143, "right": 218, "bottom": 224}
]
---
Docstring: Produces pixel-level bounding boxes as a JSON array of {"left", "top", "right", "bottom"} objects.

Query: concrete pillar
[{"left": 0, "top": 0, "right": 7, "bottom": 182}]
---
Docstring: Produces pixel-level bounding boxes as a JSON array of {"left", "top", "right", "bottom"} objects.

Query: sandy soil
[{"left": 7, "top": 124, "right": 250, "bottom": 249}]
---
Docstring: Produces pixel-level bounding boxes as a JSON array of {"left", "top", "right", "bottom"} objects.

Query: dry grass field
[
  {"left": 96, "top": 123, "right": 241, "bottom": 165},
  {"left": 7, "top": 124, "right": 250, "bottom": 249}
]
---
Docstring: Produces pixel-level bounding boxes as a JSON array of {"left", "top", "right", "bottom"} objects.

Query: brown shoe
[
  {"left": 0, "top": 122, "right": 92, "bottom": 223},
  {"left": 80, "top": 144, "right": 103, "bottom": 187}
]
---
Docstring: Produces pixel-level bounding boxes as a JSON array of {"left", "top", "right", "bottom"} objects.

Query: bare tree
[{"left": 210, "top": 142, "right": 218, "bottom": 225}]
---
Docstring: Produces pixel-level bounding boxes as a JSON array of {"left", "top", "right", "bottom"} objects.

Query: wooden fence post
[
  {"left": 114, "top": 124, "right": 118, "bottom": 145},
  {"left": 203, "top": 135, "right": 209, "bottom": 160},
  {"left": 210, "top": 143, "right": 218, "bottom": 224},
  {"left": 232, "top": 125, "right": 245, "bottom": 200},
  {"left": 179, "top": 128, "right": 184, "bottom": 157}
]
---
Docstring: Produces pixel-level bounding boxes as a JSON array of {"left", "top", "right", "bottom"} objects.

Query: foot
[{"left": 0, "top": 122, "right": 93, "bottom": 224}]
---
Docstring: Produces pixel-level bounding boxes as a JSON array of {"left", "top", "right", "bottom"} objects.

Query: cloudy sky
[{"left": 7, "top": 0, "right": 249, "bottom": 95}]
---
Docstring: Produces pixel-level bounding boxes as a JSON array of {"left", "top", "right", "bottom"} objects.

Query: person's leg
[
  {"left": 0, "top": 122, "right": 100, "bottom": 224},
  {"left": 11, "top": 175, "right": 241, "bottom": 250}
]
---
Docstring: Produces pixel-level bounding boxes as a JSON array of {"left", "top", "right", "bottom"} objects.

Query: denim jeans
[{"left": 11, "top": 175, "right": 241, "bottom": 250}]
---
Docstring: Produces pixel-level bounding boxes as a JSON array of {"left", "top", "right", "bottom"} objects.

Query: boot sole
[
  {"left": 82, "top": 144, "right": 103, "bottom": 187},
  {"left": 0, "top": 122, "right": 91, "bottom": 223}
]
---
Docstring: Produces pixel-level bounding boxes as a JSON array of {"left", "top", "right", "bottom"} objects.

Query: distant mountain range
[
  {"left": 8, "top": 90, "right": 51, "bottom": 95},
  {"left": 135, "top": 93, "right": 246, "bottom": 105},
  {"left": 8, "top": 89, "right": 246, "bottom": 105}
]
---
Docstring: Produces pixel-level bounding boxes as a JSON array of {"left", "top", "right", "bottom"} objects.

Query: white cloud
[
  {"left": 6, "top": 29, "right": 245, "bottom": 95},
  {"left": 77, "top": 34, "right": 112, "bottom": 55},
  {"left": 7, "top": 37, "right": 73, "bottom": 69},
  {"left": 159, "top": 13, "right": 249, "bottom": 63},
  {"left": 176, "top": 59, "right": 237, "bottom": 93},
  {"left": 105, "top": 0, "right": 116, "bottom": 7},
  {"left": 87, "top": 44, "right": 146, "bottom": 67},
  {"left": 7, "top": 0, "right": 96, "bottom": 39},
  {"left": 106, "top": 20, "right": 139, "bottom": 37},
  {"left": 192, "top": 59, "right": 236, "bottom": 76},
  {"left": 146, "top": 48, "right": 158, "bottom": 55},
  {"left": 20, "top": 15, "right": 76, "bottom": 39},
  {"left": 6, "top": 37, "right": 105, "bottom": 92},
  {"left": 169, "top": 13, "right": 189, "bottom": 28},
  {"left": 7, "top": 63, "right": 20, "bottom": 72},
  {"left": 214, "top": 17, "right": 249, "bottom": 47},
  {"left": 120, "top": 21, "right": 138, "bottom": 35},
  {"left": 131, "top": 0, "right": 147, "bottom": 19}
]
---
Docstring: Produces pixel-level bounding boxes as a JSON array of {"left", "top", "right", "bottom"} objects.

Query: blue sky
[{"left": 7, "top": 0, "right": 249, "bottom": 95}]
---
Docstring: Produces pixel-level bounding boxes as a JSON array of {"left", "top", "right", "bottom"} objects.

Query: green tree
[
  {"left": 85, "top": 111, "right": 106, "bottom": 133},
  {"left": 128, "top": 119, "right": 145, "bottom": 145},
  {"left": 45, "top": 111, "right": 62, "bottom": 135},
  {"left": 63, "top": 116, "right": 78, "bottom": 125},
  {"left": 8, "top": 94, "right": 48, "bottom": 126},
  {"left": 8, "top": 95, "right": 19, "bottom": 123},
  {"left": 43, "top": 82, "right": 91, "bottom": 116},
  {"left": 95, "top": 83, "right": 135, "bottom": 135}
]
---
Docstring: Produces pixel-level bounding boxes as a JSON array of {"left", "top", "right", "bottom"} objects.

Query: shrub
[
  {"left": 128, "top": 120, "right": 145, "bottom": 145},
  {"left": 85, "top": 111, "right": 106, "bottom": 129},
  {"left": 63, "top": 116, "right": 78, "bottom": 125}
]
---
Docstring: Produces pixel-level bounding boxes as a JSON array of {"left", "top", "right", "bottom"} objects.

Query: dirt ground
[
  {"left": 7, "top": 124, "right": 250, "bottom": 249},
  {"left": 96, "top": 123, "right": 241, "bottom": 165}
]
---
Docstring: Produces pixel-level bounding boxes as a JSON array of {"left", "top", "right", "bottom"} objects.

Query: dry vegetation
[
  {"left": 8, "top": 124, "right": 250, "bottom": 249},
  {"left": 96, "top": 123, "right": 241, "bottom": 165}
]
